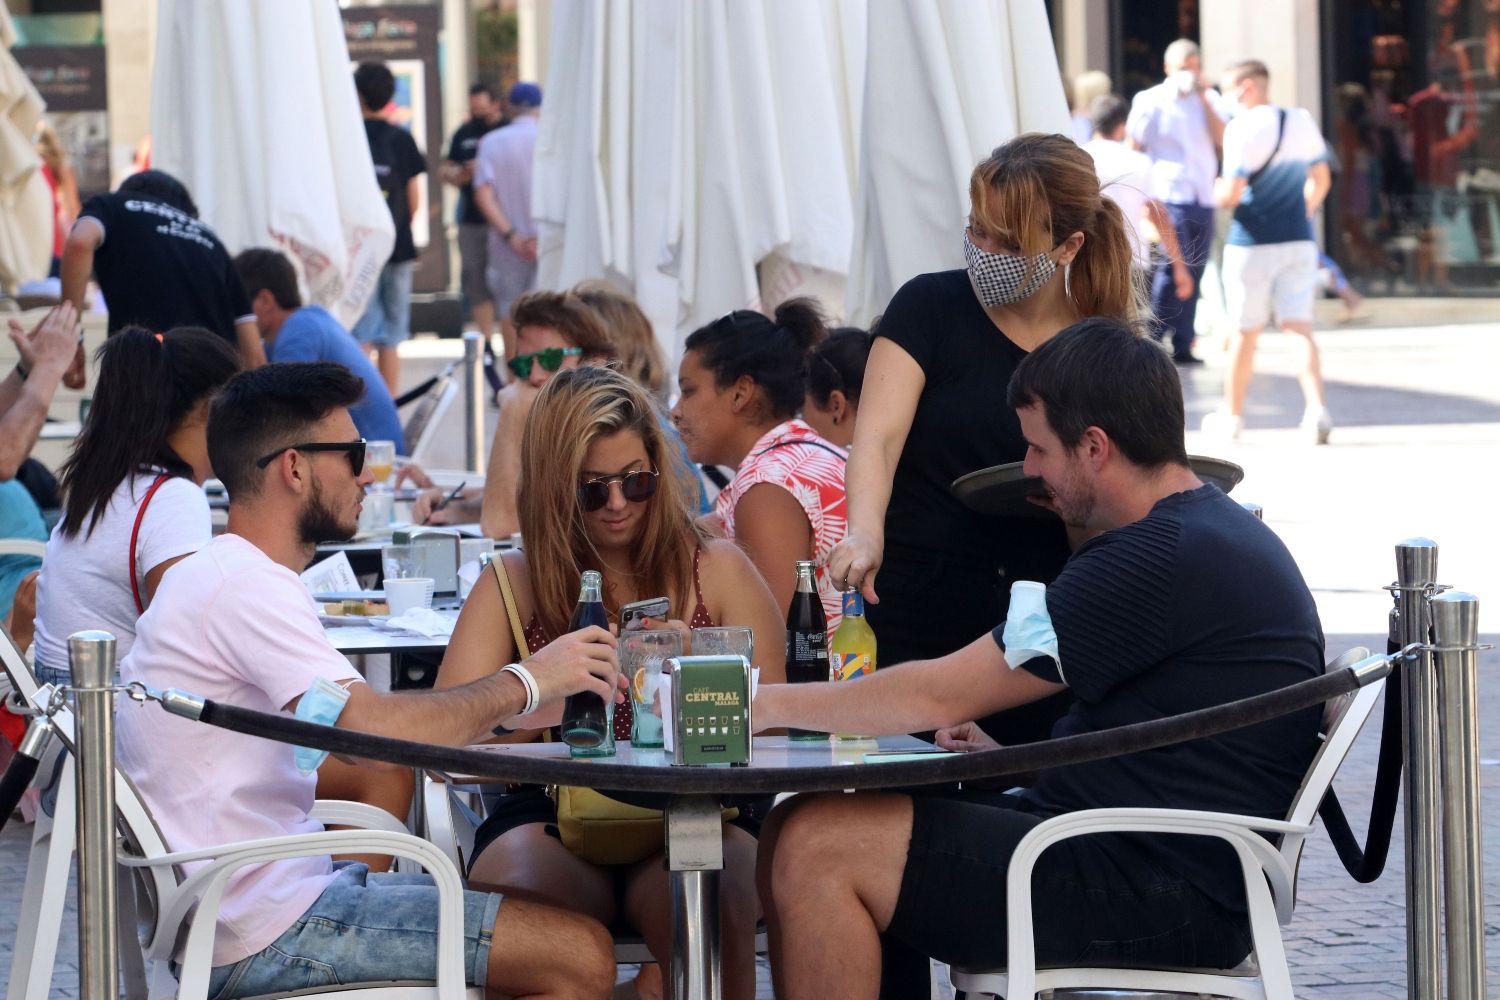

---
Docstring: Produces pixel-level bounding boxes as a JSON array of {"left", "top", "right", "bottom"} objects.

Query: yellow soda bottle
[{"left": 830, "top": 589, "right": 877, "bottom": 741}]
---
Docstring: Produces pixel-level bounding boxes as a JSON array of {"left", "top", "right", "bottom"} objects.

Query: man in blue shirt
[{"left": 234, "top": 249, "right": 405, "bottom": 452}]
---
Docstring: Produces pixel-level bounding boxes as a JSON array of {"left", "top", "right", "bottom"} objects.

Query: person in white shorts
[{"left": 1207, "top": 60, "right": 1334, "bottom": 444}]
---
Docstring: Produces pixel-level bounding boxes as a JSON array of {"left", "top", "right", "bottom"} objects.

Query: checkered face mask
[{"left": 963, "top": 229, "right": 1058, "bottom": 307}]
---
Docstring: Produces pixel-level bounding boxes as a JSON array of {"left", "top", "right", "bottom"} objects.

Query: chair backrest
[
  {"left": 1279, "top": 646, "right": 1381, "bottom": 873},
  {"left": 0, "top": 617, "right": 43, "bottom": 707},
  {"left": 401, "top": 362, "right": 459, "bottom": 464}
]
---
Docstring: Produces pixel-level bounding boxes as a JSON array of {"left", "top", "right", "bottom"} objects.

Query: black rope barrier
[
  {"left": 162, "top": 662, "right": 1384, "bottom": 796},
  {"left": 1316, "top": 639, "right": 1405, "bottom": 882},
  {"left": 0, "top": 718, "right": 48, "bottom": 835}
]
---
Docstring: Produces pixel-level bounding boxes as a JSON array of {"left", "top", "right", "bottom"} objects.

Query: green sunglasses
[{"left": 507, "top": 346, "right": 583, "bottom": 379}]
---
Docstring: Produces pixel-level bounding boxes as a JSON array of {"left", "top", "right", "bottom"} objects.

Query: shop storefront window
[{"left": 1326, "top": 0, "right": 1500, "bottom": 295}]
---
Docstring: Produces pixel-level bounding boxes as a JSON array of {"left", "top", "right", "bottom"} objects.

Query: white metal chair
[
  {"left": 951, "top": 646, "right": 1381, "bottom": 1000},
  {"left": 30, "top": 698, "right": 482, "bottom": 1000},
  {"left": 400, "top": 363, "right": 459, "bottom": 466}
]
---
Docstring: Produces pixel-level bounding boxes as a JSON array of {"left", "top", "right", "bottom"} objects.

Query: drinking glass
[
  {"left": 381, "top": 543, "right": 414, "bottom": 583},
  {"left": 622, "top": 629, "right": 683, "bottom": 749},
  {"left": 690, "top": 626, "right": 753, "bottom": 663},
  {"left": 366, "top": 440, "right": 396, "bottom": 490}
]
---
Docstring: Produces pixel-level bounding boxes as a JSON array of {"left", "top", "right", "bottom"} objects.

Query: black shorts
[{"left": 885, "top": 793, "right": 1252, "bottom": 971}]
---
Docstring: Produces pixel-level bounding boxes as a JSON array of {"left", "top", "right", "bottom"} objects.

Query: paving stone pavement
[{"left": 4, "top": 305, "right": 1499, "bottom": 998}]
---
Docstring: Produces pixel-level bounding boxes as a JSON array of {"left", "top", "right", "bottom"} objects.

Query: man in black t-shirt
[
  {"left": 754, "top": 318, "right": 1326, "bottom": 994},
  {"left": 60, "top": 170, "right": 265, "bottom": 368},
  {"left": 351, "top": 62, "right": 428, "bottom": 395},
  {"left": 442, "top": 83, "right": 507, "bottom": 349}
]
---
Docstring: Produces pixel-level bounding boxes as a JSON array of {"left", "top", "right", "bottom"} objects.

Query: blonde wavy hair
[
  {"left": 518, "top": 365, "right": 705, "bottom": 639},
  {"left": 969, "top": 132, "right": 1144, "bottom": 322},
  {"left": 573, "top": 281, "right": 668, "bottom": 401}
]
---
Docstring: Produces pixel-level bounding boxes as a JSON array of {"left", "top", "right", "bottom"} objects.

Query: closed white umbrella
[
  {"left": 151, "top": 0, "right": 394, "bottom": 326},
  {"left": 0, "top": 0, "right": 53, "bottom": 293},
  {"left": 846, "top": 0, "right": 1069, "bottom": 324}
]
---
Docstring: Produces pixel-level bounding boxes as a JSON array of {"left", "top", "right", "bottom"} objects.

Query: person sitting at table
[
  {"left": 400, "top": 290, "right": 613, "bottom": 529},
  {"left": 751, "top": 318, "right": 1326, "bottom": 998},
  {"left": 116, "top": 361, "right": 623, "bottom": 999},
  {"left": 573, "top": 280, "right": 710, "bottom": 514},
  {"left": 233, "top": 247, "right": 405, "bottom": 451},
  {"left": 800, "top": 325, "right": 873, "bottom": 450},
  {"left": 671, "top": 299, "right": 846, "bottom": 623},
  {"left": 32, "top": 326, "right": 240, "bottom": 686},
  {"left": 437, "top": 365, "right": 785, "bottom": 1000},
  {"left": 0, "top": 304, "right": 90, "bottom": 632}
]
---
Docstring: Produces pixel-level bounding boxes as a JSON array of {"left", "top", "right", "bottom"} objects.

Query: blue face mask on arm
[
  {"left": 1001, "top": 581, "right": 1061, "bottom": 675},
  {"left": 292, "top": 676, "right": 353, "bottom": 775}
]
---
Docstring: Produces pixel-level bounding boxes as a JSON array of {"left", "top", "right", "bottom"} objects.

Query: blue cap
[{"left": 508, "top": 82, "right": 542, "bottom": 108}]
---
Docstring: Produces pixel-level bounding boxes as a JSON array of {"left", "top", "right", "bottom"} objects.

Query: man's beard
[{"left": 297, "top": 479, "right": 357, "bottom": 547}]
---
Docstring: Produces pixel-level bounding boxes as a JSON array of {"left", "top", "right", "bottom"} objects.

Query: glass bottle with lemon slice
[{"left": 622, "top": 629, "right": 682, "bottom": 749}]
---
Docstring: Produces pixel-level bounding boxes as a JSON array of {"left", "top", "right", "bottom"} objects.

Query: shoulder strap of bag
[
  {"left": 1246, "top": 108, "right": 1288, "bottom": 188},
  {"left": 490, "top": 554, "right": 532, "bottom": 658},
  {"left": 129, "top": 474, "right": 172, "bottom": 616}
]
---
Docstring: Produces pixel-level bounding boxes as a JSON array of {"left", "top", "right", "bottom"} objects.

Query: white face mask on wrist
[{"left": 963, "top": 229, "right": 1058, "bottom": 307}]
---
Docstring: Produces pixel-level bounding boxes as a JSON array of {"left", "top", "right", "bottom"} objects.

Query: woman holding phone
[{"left": 437, "top": 366, "right": 783, "bottom": 999}]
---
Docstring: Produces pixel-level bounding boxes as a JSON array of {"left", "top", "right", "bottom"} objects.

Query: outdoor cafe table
[{"left": 443, "top": 734, "right": 932, "bottom": 1000}]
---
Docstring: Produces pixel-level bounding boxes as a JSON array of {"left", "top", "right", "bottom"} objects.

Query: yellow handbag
[{"left": 489, "top": 557, "right": 672, "bottom": 865}]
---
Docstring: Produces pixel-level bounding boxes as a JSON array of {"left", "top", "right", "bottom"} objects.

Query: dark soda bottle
[
  {"left": 561, "top": 570, "right": 614, "bottom": 754},
  {"left": 785, "top": 560, "right": 829, "bottom": 741}
]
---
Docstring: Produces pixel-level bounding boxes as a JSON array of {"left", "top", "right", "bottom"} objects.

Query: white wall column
[
  {"left": 1201, "top": 0, "right": 1322, "bottom": 123},
  {"left": 1056, "top": 0, "right": 1112, "bottom": 85},
  {"left": 102, "top": 0, "right": 156, "bottom": 184}
]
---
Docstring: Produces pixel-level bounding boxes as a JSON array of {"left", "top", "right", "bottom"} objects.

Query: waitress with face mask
[{"left": 827, "top": 132, "right": 1141, "bottom": 745}]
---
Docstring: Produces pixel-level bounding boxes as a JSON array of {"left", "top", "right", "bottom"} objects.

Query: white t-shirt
[
  {"left": 32, "top": 474, "right": 211, "bottom": 673},
  {"left": 1084, "top": 138, "right": 1155, "bottom": 268},
  {"left": 115, "top": 534, "right": 361, "bottom": 966}
]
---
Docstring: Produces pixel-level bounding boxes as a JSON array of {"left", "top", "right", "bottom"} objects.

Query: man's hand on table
[
  {"left": 525, "top": 625, "right": 625, "bottom": 706},
  {"left": 934, "top": 721, "right": 1001, "bottom": 753}
]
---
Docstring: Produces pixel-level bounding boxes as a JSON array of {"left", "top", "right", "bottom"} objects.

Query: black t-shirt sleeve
[
  {"left": 1004, "top": 518, "right": 1180, "bottom": 700},
  {"left": 79, "top": 193, "right": 114, "bottom": 244},
  {"left": 446, "top": 127, "right": 464, "bottom": 163},
  {"left": 401, "top": 132, "right": 428, "bottom": 180},
  {"left": 874, "top": 273, "right": 941, "bottom": 375},
  {"left": 225, "top": 255, "right": 253, "bottom": 320}
]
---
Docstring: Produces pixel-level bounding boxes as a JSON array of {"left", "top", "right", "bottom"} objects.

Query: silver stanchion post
[
  {"left": 1429, "top": 591, "right": 1487, "bottom": 1000},
  {"left": 1394, "top": 539, "right": 1442, "bottom": 999},
  {"left": 462, "top": 331, "right": 486, "bottom": 475},
  {"left": 70, "top": 629, "right": 119, "bottom": 1000},
  {"left": 666, "top": 795, "right": 724, "bottom": 1000}
]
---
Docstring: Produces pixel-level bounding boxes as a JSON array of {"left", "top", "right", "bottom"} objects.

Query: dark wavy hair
[
  {"left": 58, "top": 327, "right": 241, "bottom": 538},
  {"left": 805, "top": 326, "right": 873, "bottom": 409},
  {"left": 683, "top": 298, "right": 828, "bottom": 422}
]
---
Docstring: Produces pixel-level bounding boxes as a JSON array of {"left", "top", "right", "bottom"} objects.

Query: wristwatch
[{"left": 499, "top": 226, "right": 514, "bottom": 241}]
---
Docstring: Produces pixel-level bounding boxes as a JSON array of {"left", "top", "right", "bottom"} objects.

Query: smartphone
[{"left": 620, "top": 596, "right": 670, "bottom": 631}]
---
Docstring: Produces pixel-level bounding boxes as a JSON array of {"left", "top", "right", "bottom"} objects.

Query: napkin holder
[
  {"left": 669, "top": 655, "right": 752, "bottom": 766},
  {"left": 394, "top": 527, "right": 462, "bottom": 595}
]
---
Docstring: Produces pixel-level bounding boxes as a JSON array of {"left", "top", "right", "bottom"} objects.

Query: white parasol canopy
[
  {"left": 150, "top": 0, "right": 394, "bottom": 327},
  {"left": 0, "top": 0, "right": 54, "bottom": 293},
  {"left": 533, "top": 0, "right": 1067, "bottom": 353}
]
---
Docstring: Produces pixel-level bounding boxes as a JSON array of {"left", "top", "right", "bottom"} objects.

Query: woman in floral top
[{"left": 672, "top": 299, "right": 848, "bottom": 624}]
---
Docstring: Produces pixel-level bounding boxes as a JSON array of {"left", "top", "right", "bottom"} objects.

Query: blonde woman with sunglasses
[{"left": 437, "top": 366, "right": 784, "bottom": 1000}]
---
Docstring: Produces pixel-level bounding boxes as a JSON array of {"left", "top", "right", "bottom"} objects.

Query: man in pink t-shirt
[{"left": 116, "top": 362, "right": 620, "bottom": 999}]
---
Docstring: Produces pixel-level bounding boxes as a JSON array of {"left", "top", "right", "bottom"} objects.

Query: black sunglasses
[
  {"left": 577, "top": 469, "right": 659, "bottom": 513},
  {"left": 255, "top": 439, "right": 367, "bottom": 477},
  {"left": 508, "top": 346, "right": 583, "bottom": 379}
]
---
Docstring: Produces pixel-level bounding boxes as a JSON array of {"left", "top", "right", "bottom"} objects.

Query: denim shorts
[
  {"left": 352, "top": 259, "right": 416, "bottom": 348},
  {"left": 201, "top": 862, "right": 503, "bottom": 999},
  {"left": 884, "top": 792, "right": 1252, "bottom": 971}
]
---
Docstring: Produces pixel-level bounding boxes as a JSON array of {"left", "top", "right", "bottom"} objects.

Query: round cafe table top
[
  {"left": 438, "top": 734, "right": 972, "bottom": 797},
  {"left": 951, "top": 454, "right": 1245, "bottom": 519}
]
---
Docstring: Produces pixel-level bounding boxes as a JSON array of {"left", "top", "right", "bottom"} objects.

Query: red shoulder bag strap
[{"left": 129, "top": 474, "right": 172, "bottom": 615}]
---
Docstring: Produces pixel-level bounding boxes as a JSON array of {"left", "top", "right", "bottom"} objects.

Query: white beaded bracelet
[{"left": 500, "top": 662, "right": 539, "bottom": 717}]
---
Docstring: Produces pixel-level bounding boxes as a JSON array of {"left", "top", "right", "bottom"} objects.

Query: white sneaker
[
  {"left": 1200, "top": 409, "right": 1243, "bottom": 442},
  {"left": 1302, "top": 406, "right": 1333, "bottom": 445}
]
